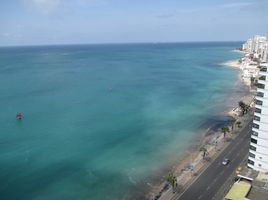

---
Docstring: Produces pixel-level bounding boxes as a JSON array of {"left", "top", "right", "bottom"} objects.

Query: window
[
  {"left": 250, "top": 145, "right": 256, "bottom": 151},
  {"left": 257, "top": 83, "right": 265, "bottom": 89},
  {"left": 248, "top": 159, "right": 255, "bottom": 165},
  {"left": 260, "top": 67, "right": 267, "bottom": 72},
  {"left": 259, "top": 76, "right": 266, "bottom": 80},
  {"left": 252, "top": 131, "right": 258, "bottom": 137},
  {"left": 255, "top": 108, "right": 262, "bottom": 114},
  {"left": 254, "top": 115, "right": 261, "bottom": 121},
  {"left": 253, "top": 123, "right": 260, "bottom": 129},
  {"left": 249, "top": 152, "right": 255, "bottom": 158},
  {"left": 258, "top": 164, "right": 262, "bottom": 167},
  {"left": 257, "top": 92, "right": 264, "bottom": 97},
  {"left": 251, "top": 138, "right": 258, "bottom": 144},
  {"left": 256, "top": 100, "right": 263, "bottom": 106}
]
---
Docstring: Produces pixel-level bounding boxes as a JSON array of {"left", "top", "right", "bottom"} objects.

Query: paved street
[{"left": 173, "top": 120, "right": 252, "bottom": 200}]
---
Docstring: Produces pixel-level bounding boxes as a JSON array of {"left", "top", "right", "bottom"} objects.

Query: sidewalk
[{"left": 155, "top": 114, "right": 252, "bottom": 200}]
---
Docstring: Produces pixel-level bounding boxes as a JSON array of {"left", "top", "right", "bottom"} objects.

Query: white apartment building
[
  {"left": 252, "top": 35, "right": 267, "bottom": 53},
  {"left": 242, "top": 36, "right": 268, "bottom": 58},
  {"left": 249, "top": 63, "right": 268, "bottom": 172},
  {"left": 242, "top": 38, "right": 253, "bottom": 53},
  {"left": 260, "top": 42, "right": 268, "bottom": 62}
]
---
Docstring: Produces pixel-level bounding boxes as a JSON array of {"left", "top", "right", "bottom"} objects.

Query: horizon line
[{"left": 0, "top": 40, "right": 245, "bottom": 48}]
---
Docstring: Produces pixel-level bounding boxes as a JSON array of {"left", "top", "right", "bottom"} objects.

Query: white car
[{"left": 222, "top": 158, "right": 230, "bottom": 165}]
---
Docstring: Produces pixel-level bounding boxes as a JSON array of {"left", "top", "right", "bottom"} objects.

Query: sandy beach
[
  {"left": 221, "top": 60, "right": 241, "bottom": 68},
  {"left": 232, "top": 49, "right": 245, "bottom": 54}
]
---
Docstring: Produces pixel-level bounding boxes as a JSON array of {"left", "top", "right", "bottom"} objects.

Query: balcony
[
  {"left": 256, "top": 95, "right": 265, "bottom": 102},
  {"left": 252, "top": 131, "right": 258, "bottom": 137},
  {"left": 257, "top": 92, "right": 264, "bottom": 97},
  {"left": 259, "top": 76, "right": 266, "bottom": 81},
  {"left": 257, "top": 87, "right": 267, "bottom": 94},
  {"left": 258, "top": 80, "right": 267, "bottom": 85},
  {"left": 257, "top": 83, "right": 265, "bottom": 89},
  {"left": 255, "top": 108, "right": 262, "bottom": 114},
  {"left": 249, "top": 152, "right": 256, "bottom": 158},
  {"left": 256, "top": 100, "right": 263, "bottom": 106},
  {"left": 249, "top": 145, "right": 257, "bottom": 151},
  {"left": 254, "top": 112, "right": 261, "bottom": 118},
  {"left": 260, "top": 67, "right": 267, "bottom": 72},
  {"left": 253, "top": 115, "right": 261, "bottom": 121},
  {"left": 251, "top": 138, "right": 258, "bottom": 144},
  {"left": 253, "top": 123, "right": 260, "bottom": 129}
]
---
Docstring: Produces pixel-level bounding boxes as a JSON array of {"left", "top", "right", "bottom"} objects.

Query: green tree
[
  {"left": 199, "top": 146, "right": 207, "bottom": 159},
  {"left": 221, "top": 127, "right": 230, "bottom": 138},
  {"left": 166, "top": 173, "right": 177, "bottom": 190}
]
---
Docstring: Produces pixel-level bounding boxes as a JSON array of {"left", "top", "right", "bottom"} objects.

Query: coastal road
[{"left": 173, "top": 120, "right": 252, "bottom": 200}]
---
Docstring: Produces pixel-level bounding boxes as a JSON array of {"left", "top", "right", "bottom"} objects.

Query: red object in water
[{"left": 16, "top": 112, "right": 22, "bottom": 120}]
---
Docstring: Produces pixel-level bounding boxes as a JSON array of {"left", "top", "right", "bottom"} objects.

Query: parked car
[{"left": 222, "top": 158, "right": 230, "bottom": 165}]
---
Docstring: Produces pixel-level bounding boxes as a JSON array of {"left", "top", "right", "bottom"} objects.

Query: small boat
[{"left": 16, "top": 112, "right": 22, "bottom": 120}]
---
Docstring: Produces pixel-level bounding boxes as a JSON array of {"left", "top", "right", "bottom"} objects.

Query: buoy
[{"left": 16, "top": 112, "right": 22, "bottom": 120}]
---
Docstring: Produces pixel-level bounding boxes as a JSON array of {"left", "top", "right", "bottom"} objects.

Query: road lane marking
[
  {"left": 206, "top": 186, "right": 210, "bottom": 191},
  {"left": 174, "top": 121, "right": 252, "bottom": 200}
]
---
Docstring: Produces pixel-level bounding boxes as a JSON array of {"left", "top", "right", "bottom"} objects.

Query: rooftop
[
  {"left": 246, "top": 172, "right": 268, "bottom": 200},
  {"left": 225, "top": 180, "right": 251, "bottom": 200}
]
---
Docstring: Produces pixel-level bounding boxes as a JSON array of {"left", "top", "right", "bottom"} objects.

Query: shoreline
[
  {"left": 221, "top": 59, "right": 241, "bottom": 68},
  {"left": 146, "top": 54, "right": 254, "bottom": 200}
]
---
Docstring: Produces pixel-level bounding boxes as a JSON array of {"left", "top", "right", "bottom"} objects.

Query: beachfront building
[
  {"left": 242, "top": 38, "right": 253, "bottom": 53},
  {"left": 249, "top": 63, "right": 268, "bottom": 172},
  {"left": 260, "top": 42, "right": 268, "bottom": 63},
  {"left": 242, "top": 66, "right": 259, "bottom": 78},
  {"left": 242, "top": 36, "right": 268, "bottom": 62}
]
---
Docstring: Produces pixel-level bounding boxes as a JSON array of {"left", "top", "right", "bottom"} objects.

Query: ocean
[{"left": 0, "top": 42, "right": 246, "bottom": 200}]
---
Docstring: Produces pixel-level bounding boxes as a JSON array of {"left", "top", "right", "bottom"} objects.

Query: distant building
[
  {"left": 242, "top": 35, "right": 268, "bottom": 62},
  {"left": 260, "top": 42, "right": 268, "bottom": 62},
  {"left": 249, "top": 63, "right": 268, "bottom": 172}
]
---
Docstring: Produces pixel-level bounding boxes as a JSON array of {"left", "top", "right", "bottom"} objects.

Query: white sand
[{"left": 221, "top": 60, "right": 241, "bottom": 68}]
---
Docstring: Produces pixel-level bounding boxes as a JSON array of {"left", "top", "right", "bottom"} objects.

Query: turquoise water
[{"left": 0, "top": 43, "right": 243, "bottom": 200}]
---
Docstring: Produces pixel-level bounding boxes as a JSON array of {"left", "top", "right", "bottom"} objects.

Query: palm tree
[
  {"left": 221, "top": 127, "right": 230, "bottom": 138},
  {"left": 238, "top": 101, "right": 250, "bottom": 115},
  {"left": 250, "top": 77, "right": 255, "bottom": 87},
  {"left": 199, "top": 146, "right": 207, "bottom": 159},
  {"left": 238, "top": 101, "right": 246, "bottom": 115},
  {"left": 236, "top": 121, "right": 242, "bottom": 128},
  {"left": 229, "top": 117, "right": 236, "bottom": 131},
  {"left": 166, "top": 173, "right": 177, "bottom": 191}
]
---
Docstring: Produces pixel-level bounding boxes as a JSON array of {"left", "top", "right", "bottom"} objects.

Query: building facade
[
  {"left": 249, "top": 63, "right": 268, "bottom": 172},
  {"left": 242, "top": 36, "right": 268, "bottom": 63}
]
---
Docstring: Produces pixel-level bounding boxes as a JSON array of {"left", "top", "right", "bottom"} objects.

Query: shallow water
[{"left": 0, "top": 42, "right": 244, "bottom": 200}]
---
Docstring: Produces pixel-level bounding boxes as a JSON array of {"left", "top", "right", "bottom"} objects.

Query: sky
[{"left": 0, "top": 0, "right": 268, "bottom": 46}]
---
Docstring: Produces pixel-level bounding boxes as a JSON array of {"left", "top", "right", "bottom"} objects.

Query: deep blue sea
[{"left": 0, "top": 42, "right": 245, "bottom": 200}]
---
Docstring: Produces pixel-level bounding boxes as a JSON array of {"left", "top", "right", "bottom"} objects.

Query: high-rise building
[{"left": 249, "top": 63, "right": 268, "bottom": 172}]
